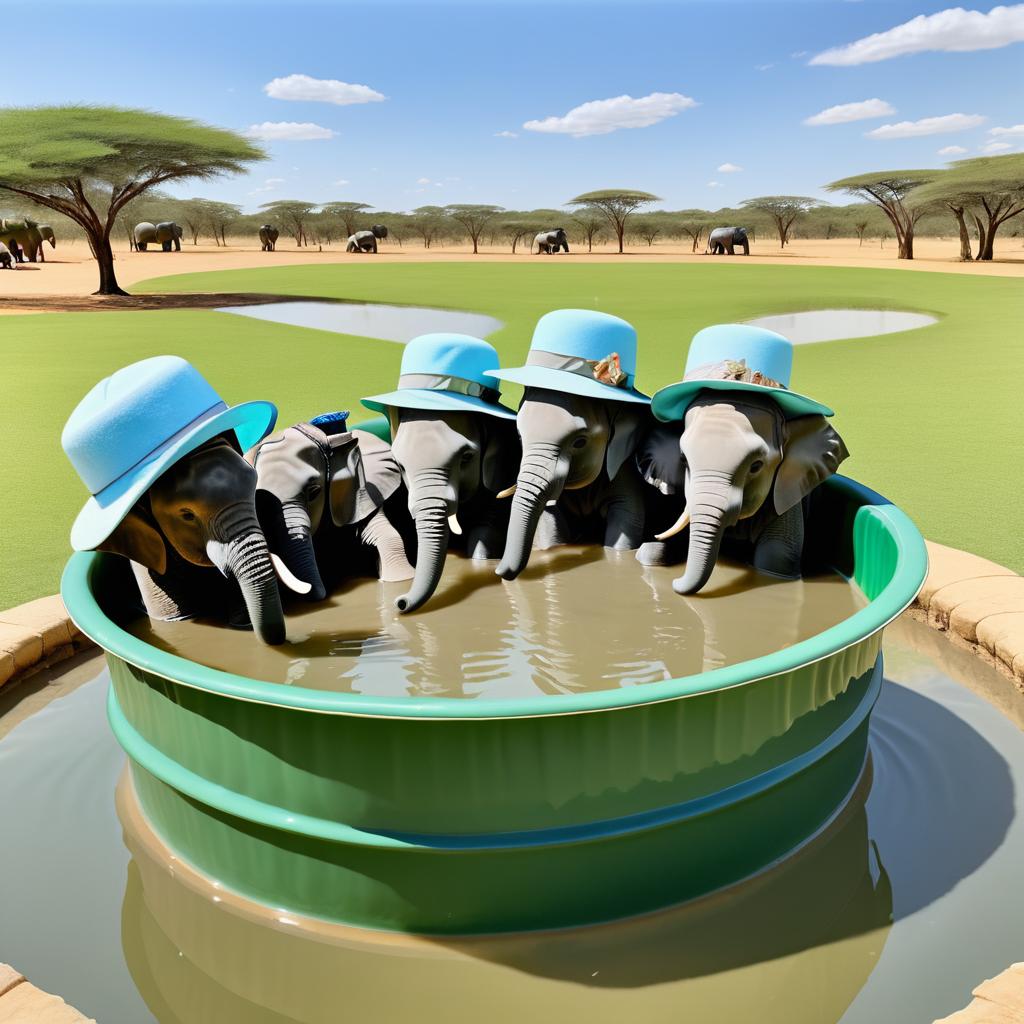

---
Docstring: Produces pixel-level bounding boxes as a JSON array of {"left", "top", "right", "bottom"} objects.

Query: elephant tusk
[
  {"left": 655, "top": 507, "right": 691, "bottom": 542},
  {"left": 496, "top": 484, "right": 517, "bottom": 499},
  {"left": 447, "top": 513, "right": 463, "bottom": 536},
  {"left": 271, "top": 552, "right": 312, "bottom": 595}
]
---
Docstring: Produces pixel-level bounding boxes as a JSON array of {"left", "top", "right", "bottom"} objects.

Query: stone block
[
  {"left": 0, "top": 965, "right": 22, "bottom": 999},
  {"left": 0, "top": 595, "right": 74, "bottom": 657},
  {"left": 0, "top": 980, "right": 95, "bottom": 1022},
  {"left": 918, "top": 541, "right": 1015, "bottom": 611},
  {"left": 0, "top": 624, "right": 42, "bottom": 673}
]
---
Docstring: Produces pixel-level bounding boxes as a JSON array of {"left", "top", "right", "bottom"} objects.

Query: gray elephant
[
  {"left": 0, "top": 242, "right": 14, "bottom": 270},
  {"left": 706, "top": 226, "right": 749, "bottom": 255},
  {"left": 248, "top": 414, "right": 415, "bottom": 602},
  {"left": 488, "top": 310, "right": 651, "bottom": 581},
  {"left": 36, "top": 225, "right": 55, "bottom": 261},
  {"left": 134, "top": 221, "right": 183, "bottom": 252},
  {"left": 534, "top": 228, "right": 569, "bottom": 254},
  {"left": 94, "top": 436, "right": 304, "bottom": 644},
  {"left": 361, "top": 332, "right": 521, "bottom": 613},
  {"left": 258, "top": 224, "right": 279, "bottom": 251},
  {"left": 347, "top": 225, "right": 388, "bottom": 253},
  {"left": 0, "top": 218, "right": 53, "bottom": 262}
]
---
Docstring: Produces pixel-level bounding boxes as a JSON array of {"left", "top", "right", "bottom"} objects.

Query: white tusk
[
  {"left": 654, "top": 507, "right": 691, "bottom": 542},
  {"left": 496, "top": 484, "right": 517, "bottom": 499},
  {"left": 447, "top": 513, "right": 463, "bottom": 536},
  {"left": 271, "top": 552, "right": 312, "bottom": 595}
]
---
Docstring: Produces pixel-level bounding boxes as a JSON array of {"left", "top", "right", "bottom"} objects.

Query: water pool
[{"left": 746, "top": 309, "right": 937, "bottom": 344}]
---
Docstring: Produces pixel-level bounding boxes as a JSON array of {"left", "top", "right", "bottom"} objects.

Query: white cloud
[
  {"left": 416, "top": 177, "right": 431, "bottom": 185},
  {"left": 717, "top": 163, "right": 743, "bottom": 173},
  {"left": 247, "top": 176, "right": 285, "bottom": 196},
  {"left": 938, "top": 145, "right": 968, "bottom": 154},
  {"left": 707, "top": 181, "right": 723, "bottom": 188},
  {"left": 247, "top": 121, "right": 335, "bottom": 141},
  {"left": 494, "top": 130, "right": 518, "bottom": 138},
  {"left": 990, "top": 123, "right": 1024, "bottom": 136},
  {"left": 804, "top": 98, "right": 896, "bottom": 126},
  {"left": 982, "top": 141, "right": 1014, "bottom": 152},
  {"left": 263, "top": 73, "right": 385, "bottom": 106},
  {"left": 333, "top": 178, "right": 350, "bottom": 186},
  {"left": 810, "top": 4, "right": 1024, "bottom": 65},
  {"left": 791, "top": 50, "right": 809, "bottom": 58},
  {"left": 523, "top": 91, "right": 698, "bottom": 138},
  {"left": 866, "top": 113, "right": 986, "bottom": 139},
  {"left": 755, "top": 63, "right": 775, "bottom": 71}
]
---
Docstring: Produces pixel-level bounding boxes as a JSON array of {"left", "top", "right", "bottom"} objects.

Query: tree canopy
[
  {"left": 444, "top": 204, "right": 502, "bottom": 254},
  {"left": 259, "top": 199, "right": 316, "bottom": 246},
  {"left": 739, "top": 196, "right": 821, "bottom": 248},
  {"left": 0, "top": 105, "right": 263, "bottom": 293},
  {"left": 567, "top": 189, "right": 660, "bottom": 253}
]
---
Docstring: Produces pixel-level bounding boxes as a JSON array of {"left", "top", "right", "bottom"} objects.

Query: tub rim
[{"left": 60, "top": 475, "right": 927, "bottom": 721}]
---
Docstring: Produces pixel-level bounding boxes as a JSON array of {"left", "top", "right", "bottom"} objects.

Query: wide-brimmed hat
[
  {"left": 487, "top": 309, "right": 649, "bottom": 404},
  {"left": 361, "top": 333, "right": 516, "bottom": 419},
  {"left": 63, "top": 355, "right": 277, "bottom": 551},
  {"left": 651, "top": 324, "right": 833, "bottom": 422}
]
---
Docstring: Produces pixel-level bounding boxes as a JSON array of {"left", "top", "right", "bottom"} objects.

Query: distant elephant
[
  {"left": 0, "top": 218, "right": 53, "bottom": 263},
  {"left": 258, "top": 224, "right": 279, "bottom": 251},
  {"left": 706, "top": 226, "right": 749, "bottom": 256},
  {"left": 94, "top": 435, "right": 306, "bottom": 645},
  {"left": 0, "top": 242, "right": 14, "bottom": 270},
  {"left": 636, "top": 392, "right": 849, "bottom": 594},
  {"left": 248, "top": 415, "right": 415, "bottom": 602},
  {"left": 534, "top": 228, "right": 569, "bottom": 254},
  {"left": 134, "top": 221, "right": 183, "bottom": 252},
  {"left": 346, "top": 225, "right": 388, "bottom": 253},
  {"left": 496, "top": 389, "right": 650, "bottom": 580},
  {"left": 388, "top": 407, "right": 520, "bottom": 612},
  {"left": 36, "top": 225, "right": 55, "bottom": 261}
]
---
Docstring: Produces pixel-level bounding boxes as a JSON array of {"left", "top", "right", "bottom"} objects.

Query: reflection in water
[
  {"left": 745, "top": 309, "right": 937, "bottom": 345},
  {"left": 129, "top": 549, "right": 866, "bottom": 697},
  {"left": 118, "top": 766, "right": 891, "bottom": 1024}
]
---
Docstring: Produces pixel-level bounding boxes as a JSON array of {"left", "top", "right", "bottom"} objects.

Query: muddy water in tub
[{"left": 129, "top": 547, "right": 866, "bottom": 697}]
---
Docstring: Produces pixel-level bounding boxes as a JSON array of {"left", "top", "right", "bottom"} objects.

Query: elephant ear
[
  {"left": 606, "top": 404, "right": 651, "bottom": 481},
  {"left": 774, "top": 415, "right": 850, "bottom": 515},
  {"left": 96, "top": 505, "right": 167, "bottom": 575},
  {"left": 480, "top": 417, "right": 520, "bottom": 494},
  {"left": 327, "top": 430, "right": 401, "bottom": 527},
  {"left": 636, "top": 421, "right": 686, "bottom": 495}
]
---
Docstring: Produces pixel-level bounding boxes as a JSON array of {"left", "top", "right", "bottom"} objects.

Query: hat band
[
  {"left": 684, "top": 359, "right": 786, "bottom": 390},
  {"left": 398, "top": 373, "right": 501, "bottom": 404},
  {"left": 527, "top": 349, "right": 632, "bottom": 389},
  {"left": 92, "top": 400, "right": 228, "bottom": 505}
]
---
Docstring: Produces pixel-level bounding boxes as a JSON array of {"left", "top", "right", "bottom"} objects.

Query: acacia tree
[
  {"left": 740, "top": 196, "right": 821, "bottom": 248},
  {"left": 204, "top": 200, "right": 242, "bottom": 246},
  {"left": 444, "top": 204, "right": 502, "bottom": 254},
  {"left": 825, "top": 171, "right": 933, "bottom": 260},
  {"left": 0, "top": 106, "right": 262, "bottom": 294},
  {"left": 494, "top": 216, "right": 536, "bottom": 254},
  {"left": 569, "top": 206, "right": 606, "bottom": 252},
  {"left": 912, "top": 155, "right": 1024, "bottom": 261},
  {"left": 567, "top": 189, "right": 659, "bottom": 253},
  {"left": 671, "top": 209, "right": 709, "bottom": 253},
  {"left": 408, "top": 206, "right": 446, "bottom": 248},
  {"left": 321, "top": 201, "right": 371, "bottom": 238},
  {"left": 260, "top": 199, "right": 316, "bottom": 246}
]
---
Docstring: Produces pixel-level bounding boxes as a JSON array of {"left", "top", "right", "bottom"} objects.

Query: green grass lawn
[{"left": 1, "top": 261, "right": 1019, "bottom": 609}]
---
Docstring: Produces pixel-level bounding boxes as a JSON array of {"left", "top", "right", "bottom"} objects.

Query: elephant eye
[
  {"left": 307, "top": 483, "right": 322, "bottom": 498},
  {"left": 180, "top": 509, "right": 197, "bottom": 522},
  {"left": 571, "top": 436, "right": 587, "bottom": 450},
  {"left": 750, "top": 460, "right": 765, "bottom": 474}
]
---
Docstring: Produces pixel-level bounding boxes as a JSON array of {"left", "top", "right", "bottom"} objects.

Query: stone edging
[
  {"left": 0, "top": 594, "right": 95, "bottom": 690},
  {"left": 0, "top": 963, "right": 95, "bottom": 1021},
  {"left": 934, "top": 962, "right": 1024, "bottom": 1022}
]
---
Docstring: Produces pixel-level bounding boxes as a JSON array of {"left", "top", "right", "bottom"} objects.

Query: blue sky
[{"left": 10, "top": 0, "right": 1024, "bottom": 212}]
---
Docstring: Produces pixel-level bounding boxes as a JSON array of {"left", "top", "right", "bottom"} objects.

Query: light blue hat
[
  {"left": 361, "top": 333, "right": 515, "bottom": 419},
  {"left": 651, "top": 324, "right": 833, "bottom": 422},
  {"left": 63, "top": 355, "right": 277, "bottom": 552},
  {"left": 488, "top": 309, "right": 649, "bottom": 404}
]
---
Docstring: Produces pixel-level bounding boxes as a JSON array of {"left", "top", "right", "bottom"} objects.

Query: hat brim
[
  {"left": 652, "top": 380, "right": 833, "bottom": 422},
  {"left": 488, "top": 366, "right": 650, "bottom": 404},
  {"left": 70, "top": 400, "right": 278, "bottom": 552},
  {"left": 361, "top": 389, "right": 517, "bottom": 420}
]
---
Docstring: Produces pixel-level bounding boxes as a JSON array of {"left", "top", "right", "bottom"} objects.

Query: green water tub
[{"left": 61, "top": 475, "right": 926, "bottom": 934}]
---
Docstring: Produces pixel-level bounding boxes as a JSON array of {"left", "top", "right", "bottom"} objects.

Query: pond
[
  {"left": 1, "top": 614, "right": 1021, "bottom": 1023},
  {"left": 217, "top": 300, "right": 503, "bottom": 343},
  {"left": 746, "top": 309, "right": 937, "bottom": 344}
]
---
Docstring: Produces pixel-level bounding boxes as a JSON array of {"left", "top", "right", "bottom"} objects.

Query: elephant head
[
  {"left": 96, "top": 436, "right": 294, "bottom": 644},
  {"left": 38, "top": 225, "right": 55, "bottom": 250},
  {"left": 641, "top": 392, "right": 848, "bottom": 595},
  {"left": 388, "top": 407, "right": 519, "bottom": 613},
  {"left": 496, "top": 387, "right": 648, "bottom": 580},
  {"left": 249, "top": 420, "right": 404, "bottom": 601},
  {"left": 371, "top": 224, "right": 388, "bottom": 239}
]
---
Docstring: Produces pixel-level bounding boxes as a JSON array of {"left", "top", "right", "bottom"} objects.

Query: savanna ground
[{"left": 0, "top": 250, "right": 1020, "bottom": 609}]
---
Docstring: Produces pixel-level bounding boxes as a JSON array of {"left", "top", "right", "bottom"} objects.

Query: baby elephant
[
  {"left": 638, "top": 392, "right": 849, "bottom": 593},
  {"left": 0, "top": 242, "right": 15, "bottom": 269},
  {"left": 249, "top": 413, "right": 414, "bottom": 602}
]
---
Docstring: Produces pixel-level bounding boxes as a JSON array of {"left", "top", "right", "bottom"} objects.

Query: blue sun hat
[
  {"left": 361, "top": 333, "right": 516, "bottom": 419},
  {"left": 487, "top": 309, "right": 649, "bottom": 404},
  {"left": 63, "top": 355, "right": 277, "bottom": 552},
  {"left": 651, "top": 324, "right": 834, "bottom": 422}
]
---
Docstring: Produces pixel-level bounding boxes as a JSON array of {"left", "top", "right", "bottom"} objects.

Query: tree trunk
[
  {"left": 897, "top": 227, "right": 914, "bottom": 260},
  {"left": 92, "top": 232, "right": 128, "bottom": 296},
  {"left": 950, "top": 205, "right": 973, "bottom": 261},
  {"left": 616, "top": 223, "right": 624, "bottom": 253}
]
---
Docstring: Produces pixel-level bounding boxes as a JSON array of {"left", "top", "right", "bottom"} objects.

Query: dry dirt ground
[{"left": 1, "top": 235, "right": 1022, "bottom": 314}]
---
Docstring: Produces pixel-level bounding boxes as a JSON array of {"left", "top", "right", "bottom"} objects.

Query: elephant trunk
[
  {"left": 496, "top": 442, "right": 568, "bottom": 581},
  {"left": 275, "top": 501, "right": 326, "bottom": 602},
  {"left": 206, "top": 504, "right": 286, "bottom": 645},
  {"left": 395, "top": 469, "right": 457, "bottom": 614},
  {"left": 672, "top": 471, "right": 741, "bottom": 596}
]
